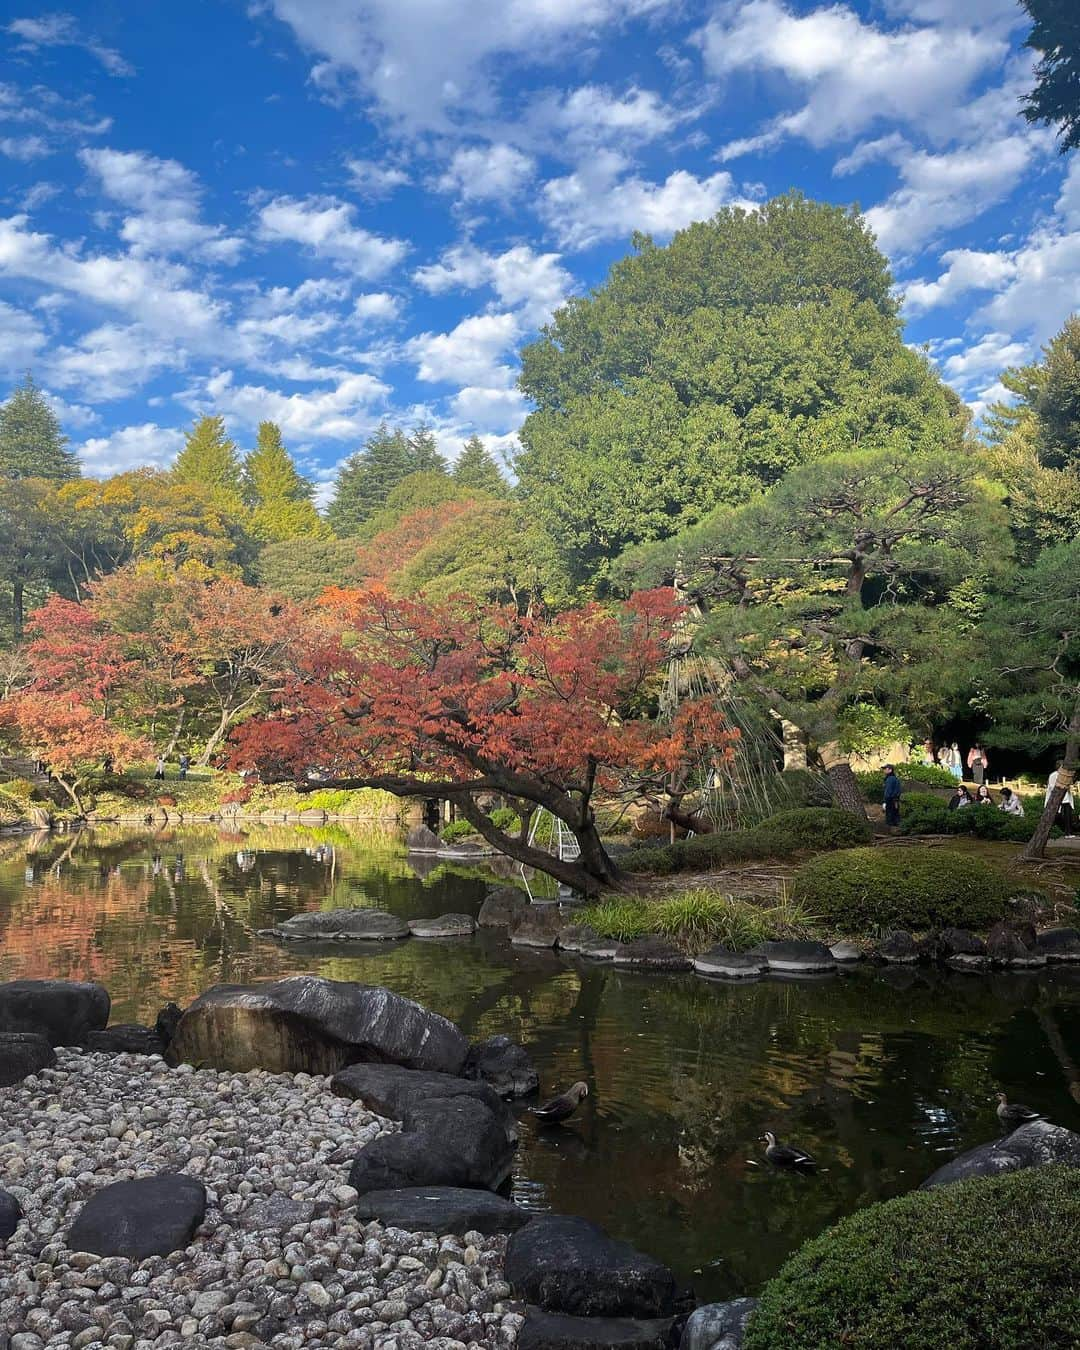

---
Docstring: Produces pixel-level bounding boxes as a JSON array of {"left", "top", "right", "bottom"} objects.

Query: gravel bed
[{"left": 0, "top": 1050, "right": 523, "bottom": 1350}]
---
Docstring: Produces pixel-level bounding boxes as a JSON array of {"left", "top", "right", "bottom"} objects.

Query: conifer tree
[
  {"left": 407, "top": 423, "right": 448, "bottom": 475},
  {"left": 453, "top": 435, "right": 508, "bottom": 496},
  {"left": 327, "top": 423, "right": 415, "bottom": 535},
  {"left": 0, "top": 374, "right": 80, "bottom": 481},
  {"left": 243, "top": 421, "right": 326, "bottom": 542},
  {"left": 173, "top": 416, "right": 243, "bottom": 498}
]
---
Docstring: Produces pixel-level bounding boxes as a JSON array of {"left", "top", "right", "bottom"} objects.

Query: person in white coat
[{"left": 1046, "top": 767, "right": 1076, "bottom": 836}]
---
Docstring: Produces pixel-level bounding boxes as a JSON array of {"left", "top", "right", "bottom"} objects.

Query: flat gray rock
[
  {"left": 921, "top": 1120, "right": 1080, "bottom": 1189},
  {"left": 241, "top": 1192, "right": 316, "bottom": 1231},
  {"left": 268, "top": 908, "right": 410, "bottom": 941},
  {"left": 85, "top": 1025, "right": 165, "bottom": 1056},
  {"left": 0, "top": 979, "right": 110, "bottom": 1045},
  {"left": 557, "top": 925, "right": 598, "bottom": 953},
  {"left": 828, "top": 943, "right": 862, "bottom": 964},
  {"left": 612, "top": 938, "right": 691, "bottom": 971},
  {"left": 520, "top": 1308, "right": 676, "bottom": 1350},
  {"left": 693, "top": 948, "right": 766, "bottom": 979},
  {"left": 408, "top": 913, "right": 477, "bottom": 938},
  {"left": 1036, "top": 927, "right": 1080, "bottom": 961},
  {"left": 578, "top": 938, "right": 619, "bottom": 961},
  {"left": 680, "top": 1299, "right": 759, "bottom": 1350},
  {"left": 355, "top": 1186, "right": 532, "bottom": 1234},
  {"left": 757, "top": 941, "right": 835, "bottom": 974}
]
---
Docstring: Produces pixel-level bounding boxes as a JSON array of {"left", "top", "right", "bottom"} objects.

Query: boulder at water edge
[
  {"left": 168, "top": 976, "right": 469, "bottom": 1075},
  {"left": 986, "top": 924, "right": 1045, "bottom": 968},
  {"left": 756, "top": 941, "right": 835, "bottom": 975},
  {"left": 692, "top": 948, "right": 766, "bottom": 980},
  {"left": 511, "top": 908, "right": 566, "bottom": 948},
  {"left": 355, "top": 1186, "right": 532, "bottom": 1235},
  {"left": 406, "top": 824, "right": 443, "bottom": 852},
  {"left": 612, "top": 938, "right": 692, "bottom": 972},
  {"left": 465, "top": 1034, "right": 540, "bottom": 1098},
  {"left": 66, "top": 1174, "right": 207, "bottom": 1259},
  {"left": 520, "top": 1309, "right": 676, "bottom": 1350},
  {"left": 680, "top": 1299, "right": 759, "bottom": 1350},
  {"left": 506, "top": 1215, "right": 678, "bottom": 1319},
  {"left": 86, "top": 1024, "right": 166, "bottom": 1055},
  {"left": 0, "top": 979, "right": 110, "bottom": 1045},
  {"left": 154, "top": 1001, "right": 184, "bottom": 1046},
  {"left": 920, "top": 1119, "right": 1080, "bottom": 1189},
  {"left": 408, "top": 913, "right": 477, "bottom": 938},
  {"left": 265, "top": 908, "right": 410, "bottom": 941},
  {"left": 1035, "top": 927, "right": 1080, "bottom": 961},
  {"left": 0, "top": 1030, "right": 56, "bottom": 1087},
  {"left": 0, "top": 1187, "right": 22, "bottom": 1240},
  {"left": 348, "top": 1092, "right": 516, "bottom": 1194},
  {"left": 478, "top": 887, "right": 528, "bottom": 928},
  {"left": 332, "top": 1061, "right": 518, "bottom": 1143}
]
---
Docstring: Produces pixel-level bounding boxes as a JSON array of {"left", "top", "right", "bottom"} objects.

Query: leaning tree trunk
[
  {"left": 818, "top": 746, "right": 869, "bottom": 820},
  {"left": 1022, "top": 698, "right": 1080, "bottom": 862},
  {"left": 164, "top": 707, "right": 186, "bottom": 759},
  {"left": 197, "top": 708, "right": 233, "bottom": 767}
]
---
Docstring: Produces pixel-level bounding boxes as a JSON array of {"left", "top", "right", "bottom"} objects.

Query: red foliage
[{"left": 352, "top": 501, "right": 474, "bottom": 585}]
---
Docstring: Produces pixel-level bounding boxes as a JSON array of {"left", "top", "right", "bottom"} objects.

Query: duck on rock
[
  {"left": 761, "top": 1131, "right": 817, "bottom": 1172},
  {"left": 995, "top": 1092, "right": 1042, "bottom": 1130},
  {"left": 532, "top": 1081, "right": 589, "bottom": 1123}
]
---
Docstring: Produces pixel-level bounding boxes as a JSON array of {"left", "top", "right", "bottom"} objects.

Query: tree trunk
[
  {"left": 819, "top": 747, "right": 868, "bottom": 819},
  {"left": 197, "top": 708, "right": 232, "bottom": 767},
  {"left": 1021, "top": 698, "right": 1080, "bottom": 862},
  {"left": 12, "top": 579, "right": 24, "bottom": 643},
  {"left": 164, "top": 707, "right": 186, "bottom": 759}
]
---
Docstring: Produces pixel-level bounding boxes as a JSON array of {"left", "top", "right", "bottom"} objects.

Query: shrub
[
  {"left": 440, "top": 818, "right": 474, "bottom": 843},
  {"left": 758, "top": 807, "right": 872, "bottom": 849},
  {"left": 487, "top": 806, "right": 519, "bottom": 833},
  {"left": 0, "top": 775, "right": 39, "bottom": 802},
  {"left": 899, "top": 796, "right": 1052, "bottom": 844},
  {"left": 744, "top": 1167, "right": 1080, "bottom": 1350},
  {"left": 792, "top": 847, "right": 1009, "bottom": 931},
  {"left": 856, "top": 762, "right": 957, "bottom": 798},
  {"left": 580, "top": 889, "right": 815, "bottom": 951}
]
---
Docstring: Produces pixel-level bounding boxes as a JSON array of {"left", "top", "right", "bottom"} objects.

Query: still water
[{"left": 2, "top": 823, "right": 1079, "bottom": 1300}]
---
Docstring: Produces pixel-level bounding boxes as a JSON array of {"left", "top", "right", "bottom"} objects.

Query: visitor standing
[
  {"left": 967, "top": 744, "right": 989, "bottom": 785},
  {"left": 154, "top": 756, "right": 165, "bottom": 781},
  {"left": 178, "top": 753, "right": 190, "bottom": 780},
  {"left": 882, "top": 764, "right": 902, "bottom": 828},
  {"left": 948, "top": 743, "right": 963, "bottom": 779},
  {"left": 1046, "top": 767, "right": 1076, "bottom": 837},
  {"left": 999, "top": 787, "right": 1024, "bottom": 817},
  {"left": 921, "top": 740, "right": 935, "bottom": 766}
]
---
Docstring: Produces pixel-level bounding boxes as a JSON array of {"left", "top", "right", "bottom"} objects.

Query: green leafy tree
[
  {"left": 1020, "top": 0, "right": 1080, "bottom": 152},
  {"left": 254, "top": 538, "right": 361, "bottom": 601},
  {"left": 173, "top": 416, "right": 243, "bottom": 506},
  {"left": 453, "top": 435, "right": 508, "bottom": 496},
  {"left": 242, "top": 421, "right": 327, "bottom": 542},
  {"left": 327, "top": 423, "right": 416, "bottom": 535},
  {"left": 0, "top": 374, "right": 79, "bottom": 481},
  {"left": 515, "top": 194, "right": 965, "bottom": 582},
  {"left": 356, "top": 471, "right": 472, "bottom": 542}
]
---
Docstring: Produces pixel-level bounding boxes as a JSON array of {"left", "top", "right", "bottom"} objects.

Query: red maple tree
[{"left": 229, "top": 586, "right": 733, "bottom": 893}]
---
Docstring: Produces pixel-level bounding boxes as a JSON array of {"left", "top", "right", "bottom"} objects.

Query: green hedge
[
  {"left": 899, "top": 794, "right": 1052, "bottom": 843},
  {"left": 856, "top": 762, "right": 958, "bottom": 798},
  {"left": 626, "top": 808, "right": 869, "bottom": 876},
  {"left": 487, "top": 806, "right": 519, "bottom": 833},
  {"left": 792, "top": 846, "right": 1009, "bottom": 931},
  {"left": 759, "top": 807, "right": 873, "bottom": 849},
  {"left": 440, "top": 819, "right": 474, "bottom": 843},
  {"left": 744, "top": 1167, "right": 1080, "bottom": 1350}
]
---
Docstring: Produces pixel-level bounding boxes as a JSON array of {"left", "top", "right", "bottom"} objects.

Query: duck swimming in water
[
  {"left": 532, "top": 1081, "right": 589, "bottom": 1123},
  {"left": 761, "top": 1131, "right": 817, "bottom": 1172},
  {"left": 995, "top": 1092, "right": 1042, "bottom": 1130}
]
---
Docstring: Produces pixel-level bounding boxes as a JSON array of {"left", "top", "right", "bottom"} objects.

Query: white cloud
[
  {"left": 189, "top": 368, "right": 391, "bottom": 440},
  {"left": 541, "top": 152, "right": 741, "bottom": 249},
  {"left": 245, "top": 277, "right": 350, "bottom": 317},
  {"left": 904, "top": 248, "right": 1018, "bottom": 314},
  {"left": 414, "top": 243, "right": 572, "bottom": 327},
  {"left": 256, "top": 195, "right": 407, "bottom": 277},
  {"left": 436, "top": 143, "right": 535, "bottom": 202},
  {"left": 353, "top": 292, "right": 400, "bottom": 322},
  {"left": 345, "top": 158, "right": 410, "bottom": 197},
  {"left": 703, "top": 0, "right": 1006, "bottom": 154},
  {"left": 449, "top": 384, "right": 529, "bottom": 431},
  {"left": 0, "top": 299, "right": 46, "bottom": 373},
  {"left": 80, "top": 147, "right": 243, "bottom": 263},
  {"left": 7, "top": 13, "right": 133, "bottom": 77},
  {"left": 47, "top": 323, "right": 178, "bottom": 400},
  {"left": 78, "top": 423, "right": 186, "bottom": 477},
  {"left": 407, "top": 311, "right": 520, "bottom": 385},
  {"left": 527, "top": 84, "right": 680, "bottom": 149},
  {"left": 942, "top": 331, "right": 1029, "bottom": 383},
  {"left": 0, "top": 134, "right": 49, "bottom": 159}
]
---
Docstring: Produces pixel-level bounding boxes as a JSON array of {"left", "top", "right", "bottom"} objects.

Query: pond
[{"left": 2, "top": 822, "right": 1079, "bottom": 1302}]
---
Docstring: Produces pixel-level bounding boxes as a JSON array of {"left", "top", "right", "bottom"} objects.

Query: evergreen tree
[
  {"left": 1035, "top": 314, "right": 1080, "bottom": 469},
  {"left": 453, "top": 435, "right": 508, "bottom": 496},
  {"left": 407, "top": 423, "right": 448, "bottom": 475},
  {"left": 243, "top": 421, "right": 326, "bottom": 542},
  {"left": 327, "top": 423, "right": 414, "bottom": 535},
  {"left": 0, "top": 374, "right": 80, "bottom": 481},
  {"left": 1020, "top": 0, "right": 1080, "bottom": 153},
  {"left": 173, "top": 416, "right": 243, "bottom": 498}
]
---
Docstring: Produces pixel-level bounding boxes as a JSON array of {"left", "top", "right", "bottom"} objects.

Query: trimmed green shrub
[
  {"left": 487, "top": 806, "right": 519, "bottom": 833},
  {"left": 440, "top": 819, "right": 474, "bottom": 843},
  {"left": 744, "top": 1167, "right": 1080, "bottom": 1350},
  {"left": 792, "top": 846, "right": 1009, "bottom": 931},
  {"left": 758, "top": 807, "right": 872, "bottom": 849},
  {"left": 899, "top": 796, "right": 1052, "bottom": 844},
  {"left": 856, "top": 762, "right": 957, "bottom": 798}
]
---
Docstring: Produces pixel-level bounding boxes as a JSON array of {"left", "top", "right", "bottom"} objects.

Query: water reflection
[{"left": 2, "top": 824, "right": 1079, "bottom": 1299}]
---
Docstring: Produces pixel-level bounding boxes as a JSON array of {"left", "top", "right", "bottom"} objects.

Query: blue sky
[{"left": 1, "top": 0, "right": 1077, "bottom": 499}]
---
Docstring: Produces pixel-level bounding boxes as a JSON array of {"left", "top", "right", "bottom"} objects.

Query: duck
[
  {"left": 761, "top": 1131, "right": 817, "bottom": 1172},
  {"left": 532, "top": 1081, "right": 589, "bottom": 1123},
  {"left": 995, "top": 1092, "right": 1042, "bottom": 1129}
]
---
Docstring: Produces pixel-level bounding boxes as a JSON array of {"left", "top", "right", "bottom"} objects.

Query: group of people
[
  {"left": 153, "top": 754, "right": 190, "bottom": 781},
  {"left": 883, "top": 760, "right": 1076, "bottom": 836},
  {"left": 947, "top": 783, "right": 1023, "bottom": 815},
  {"left": 918, "top": 740, "right": 991, "bottom": 784}
]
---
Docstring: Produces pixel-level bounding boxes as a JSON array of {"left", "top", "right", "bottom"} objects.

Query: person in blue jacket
[{"left": 882, "top": 764, "right": 902, "bottom": 827}]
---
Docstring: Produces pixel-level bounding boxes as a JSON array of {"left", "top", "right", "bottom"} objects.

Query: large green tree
[
  {"left": 0, "top": 375, "right": 80, "bottom": 481},
  {"left": 453, "top": 435, "right": 508, "bottom": 496},
  {"left": 254, "top": 538, "right": 360, "bottom": 601},
  {"left": 1020, "top": 0, "right": 1080, "bottom": 152},
  {"left": 328, "top": 424, "right": 418, "bottom": 535},
  {"left": 515, "top": 194, "right": 965, "bottom": 583},
  {"left": 408, "top": 423, "right": 448, "bottom": 475},
  {"left": 173, "top": 416, "right": 243, "bottom": 504},
  {"left": 242, "top": 421, "right": 327, "bottom": 542}
]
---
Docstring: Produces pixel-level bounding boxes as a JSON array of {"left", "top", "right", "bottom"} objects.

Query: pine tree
[
  {"left": 0, "top": 374, "right": 80, "bottom": 481},
  {"left": 173, "top": 416, "right": 243, "bottom": 498},
  {"left": 327, "top": 423, "right": 414, "bottom": 535},
  {"left": 453, "top": 435, "right": 508, "bottom": 496},
  {"left": 243, "top": 421, "right": 326, "bottom": 542},
  {"left": 407, "top": 423, "right": 448, "bottom": 475}
]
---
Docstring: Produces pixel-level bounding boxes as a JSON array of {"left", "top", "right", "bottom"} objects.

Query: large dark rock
[
  {"left": 465, "top": 1034, "right": 539, "bottom": 1099},
  {"left": 478, "top": 887, "right": 529, "bottom": 929},
  {"left": 348, "top": 1093, "right": 515, "bottom": 1195},
  {"left": 0, "top": 1031, "right": 56, "bottom": 1087},
  {"left": 154, "top": 1002, "right": 184, "bottom": 1047},
  {"left": 66, "top": 1174, "right": 206, "bottom": 1258},
  {"left": 332, "top": 1061, "right": 517, "bottom": 1142},
  {"left": 680, "top": 1300, "right": 758, "bottom": 1350},
  {"left": 520, "top": 1309, "right": 676, "bottom": 1350},
  {"left": 557, "top": 925, "right": 599, "bottom": 953},
  {"left": 986, "top": 924, "right": 1045, "bottom": 968},
  {"left": 0, "top": 1188, "right": 22, "bottom": 1240},
  {"left": 0, "top": 979, "right": 109, "bottom": 1045},
  {"left": 355, "top": 1186, "right": 532, "bottom": 1235},
  {"left": 506, "top": 1216, "right": 678, "bottom": 1319},
  {"left": 878, "top": 931, "right": 918, "bottom": 964},
  {"left": 85, "top": 1025, "right": 165, "bottom": 1056},
  {"left": 406, "top": 824, "right": 442, "bottom": 852},
  {"left": 757, "top": 941, "right": 835, "bottom": 975},
  {"left": 1035, "top": 927, "right": 1080, "bottom": 962},
  {"left": 265, "top": 908, "right": 410, "bottom": 941},
  {"left": 692, "top": 948, "right": 765, "bottom": 980},
  {"left": 939, "top": 928, "right": 987, "bottom": 971},
  {"left": 511, "top": 907, "right": 566, "bottom": 948},
  {"left": 168, "top": 976, "right": 469, "bottom": 1076},
  {"left": 612, "top": 939, "right": 691, "bottom": 972},
  {"left": 921, "top": 1120, "right": 1080, "bottom": 1189},
  {"left": 408, "top": 913, "right": 476, "bottom": 938}
]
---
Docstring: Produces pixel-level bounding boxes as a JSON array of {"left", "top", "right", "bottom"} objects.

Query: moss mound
[
  {"left": 627, "top": 808, "right": 869, "bottom": 876},
  {"left": 757, "top": 807, "right": 872, "bottom": 849},
  {"left": 744, "top": 1167, "right": 1080, "bottom": 1350},
  {"left": 792, "top": 846, "right": 1009, "bottom": 930}
]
